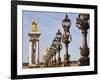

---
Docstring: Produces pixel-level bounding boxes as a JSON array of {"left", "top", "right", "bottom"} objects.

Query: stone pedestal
[
  {"left": 28, "top": 32, "right": 41, "bottom": 67},
  {"left": 77, "top": 27, "right": 90, "bottom": 66},
  {"left": 64, "top": 44, "right": 70, "bottom": 66},
  {"left": 79, "top": 31, "right": 90, "bottom": 66},
  {"left": 64, "top": 54, "right": 70, "bottom": 66},
  {"left": 57, "top": 50, "right": 61, "bottom": 65}
]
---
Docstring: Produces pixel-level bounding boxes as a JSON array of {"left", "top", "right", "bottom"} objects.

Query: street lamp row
[
  {"left": 48, "top": 14, "right": 72, "bottom": 67},
  {"left": 43, "top": 13, "right": 90, "bottom": 67}
]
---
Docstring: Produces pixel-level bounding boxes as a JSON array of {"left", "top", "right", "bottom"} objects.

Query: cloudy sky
[{"left": 22, "top": 11, "right": 90, "bottom": 63}]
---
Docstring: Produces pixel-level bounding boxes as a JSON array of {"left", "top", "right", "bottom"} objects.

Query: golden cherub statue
[{"left": 31, "top": 20, "right": 38, "bottom": 32}]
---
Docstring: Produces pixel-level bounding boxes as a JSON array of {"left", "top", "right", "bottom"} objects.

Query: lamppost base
[
  {"left": 79, "top": 47, "right": 90, "bottom": 66},
  {"left": 79, "top": 56, "right": 90, "bottom": 66},
  {"left": 52, "top": 60, "right": 56, "bottom": 67},
  {"left": 64, "top": 61, "right": 70, "bottom": 66},
  {"left": 80, "top": 48, "right": 89, "bottom": 57},
  {"left": 57, "top": 63, "right": 62, "bottom": 67},
  {"left": 57, "top": 57, "right": 61, "bottom": 66},
  {"left": 64, "top": 54, "right": 70, "bottom": 66}
]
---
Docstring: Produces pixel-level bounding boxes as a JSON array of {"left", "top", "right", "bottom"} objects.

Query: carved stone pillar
[
  {"left": 28, "top": 32, "right": 41, "bottom": 67},
  {"left": 29, "top": 39, "right": 33, "bottom": 65},
  {"left": 79, "top": 30, "right": 89, "bottom": 66}
]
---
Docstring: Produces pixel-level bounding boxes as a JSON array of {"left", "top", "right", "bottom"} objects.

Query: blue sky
[{"left": 22, "top": 11, "right": 90, "bottom": 63}]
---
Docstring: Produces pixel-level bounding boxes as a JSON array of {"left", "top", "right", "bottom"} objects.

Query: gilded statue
[{"left": 31, "top": 20, "right": 38, "bottom": 32}]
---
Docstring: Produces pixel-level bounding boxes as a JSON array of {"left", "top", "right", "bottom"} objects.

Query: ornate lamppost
[
  {"left": 51, "top": 38, "right": 57, "bottom": 66},
  {"left": 56, "top": 29, "right": 63, "bottom": 66},
  {"left": 62, "top": 14, "right": 72, "bottom": 66},
  {"left": 76, "top": 14, "right": 90, "bottom": 66}
]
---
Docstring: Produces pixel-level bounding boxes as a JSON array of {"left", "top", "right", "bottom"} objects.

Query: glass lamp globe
[
  {"left": 52, "top": 38, "right": 57, "bottom": 46},
  {"left": 56, "top": 29, "right": 62, "bottom": 41},
  {"left": 62, "top": 14, "right": 71, "bottom": 27}
]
